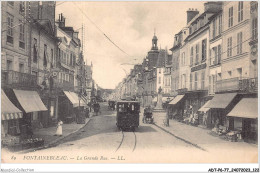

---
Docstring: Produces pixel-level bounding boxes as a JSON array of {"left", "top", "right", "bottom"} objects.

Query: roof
[
  {"left": 60, "top": 26, "right": 74, "bottom": 32},
  {"left": 166, "top": 54, "right": 172, "bottom": 65},
  {"left": 156, "top": 49, "right": 166, "bottom": 68}
]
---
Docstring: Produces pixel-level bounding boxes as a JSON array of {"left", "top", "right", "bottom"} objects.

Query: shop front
[
  {"left": 205, "top": 92, "right": 239, "bottom": 135},
  {"left": 1, "top": 89, "right": 23, "bottom": 142},
  {"left": 168, "top": 95, "right": 185, "bottom": 121},
  {"left": 60, "top": 91, "right": 87, "bottom": 124},
  {"left": 198, "top": 100, "right": 212, "bottom": 128},
  {"left": 12, "top": 89, "right": 48, "bottom": 133},
  {"left": 227, "top": 98, "right": 258, "bottom": 143}
]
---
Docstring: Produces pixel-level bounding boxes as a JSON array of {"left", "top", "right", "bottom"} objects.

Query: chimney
[
  {"left": 58, "top": 13, "right": 66, "bottom": 27},
  {"left": 186, "top": 9, "right": 199, "bottom": 24},
  {"left": 204, "top": 2, "right": 223, "bottom": 13}
]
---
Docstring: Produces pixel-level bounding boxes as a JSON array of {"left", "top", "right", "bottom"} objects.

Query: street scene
[{"left": 1, "top": 1, "right": 258, "bottom": 164}]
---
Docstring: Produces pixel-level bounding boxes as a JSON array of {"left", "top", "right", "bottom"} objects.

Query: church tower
[{"left": 151, "top": 31, "right": 158, "bottom": 51}]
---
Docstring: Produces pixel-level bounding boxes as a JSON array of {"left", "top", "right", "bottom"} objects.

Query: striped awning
[{"left": 1, "top": 89, "right": 23, "bottom": 120}]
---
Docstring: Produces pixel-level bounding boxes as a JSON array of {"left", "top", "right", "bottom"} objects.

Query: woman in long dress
[{"left": 55, "top": 120, "right": 63, "bottom": 136}]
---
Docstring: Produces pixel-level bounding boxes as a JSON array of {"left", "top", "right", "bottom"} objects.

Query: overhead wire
[{"left": 72, "top": 2, "right": 131, "bottom": 58}]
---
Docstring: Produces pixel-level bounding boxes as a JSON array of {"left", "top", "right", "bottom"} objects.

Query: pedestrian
[{"left": 55, "top": 120, "right": 63, "bottom": 136}]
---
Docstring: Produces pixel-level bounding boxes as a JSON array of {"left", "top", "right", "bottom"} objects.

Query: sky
[{"left": 56, "top": 1, "right": 205, "bottom": 89}]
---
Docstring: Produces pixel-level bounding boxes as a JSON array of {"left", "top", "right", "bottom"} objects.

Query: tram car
[{"left": 116, "top": 101, "right": 140, "bottom": 131}]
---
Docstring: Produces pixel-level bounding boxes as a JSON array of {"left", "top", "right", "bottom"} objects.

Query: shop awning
[
  {"left": 227, "top": 98, "right": 258, "bottom": 119},
  {"left": 1, "top": 90, "right": 23, "bottom": 120},
  {"left": 13, "top": 89, "right": 47, "bottom": 113},
  {"left": 205, "top": 93, "right": 237, "bottom": 109},
  {"left": 63, "top": 91, "right": 78, "bottom": 107},
  {"left": 70, "top": 92, "right": 87, "bottom": 107},
  {"left": 168, "top": 95, "right": 185, "bottom": 105},
  {"left": 198, "top": 100, "right": 211, "bottom": 113},
  {"left": 63, "top": 91, "right": 87, "bottom": 107}
]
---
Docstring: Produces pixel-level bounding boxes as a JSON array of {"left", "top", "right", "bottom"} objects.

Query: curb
[
  {"left": 153, "top": 123, "right": 207, "bottom": 152},
  {"left": 18, "top": 118, "right": 92, "bottom": 154}
]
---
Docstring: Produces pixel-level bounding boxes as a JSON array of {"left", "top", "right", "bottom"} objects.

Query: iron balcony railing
[
  {"left": 2, "top": 70, "right": 37, "bottom": 88},
  {"left": 216, "top": 77, "right": 258, "bottom": 93}
]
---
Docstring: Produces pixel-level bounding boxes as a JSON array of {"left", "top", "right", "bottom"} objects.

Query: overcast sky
[{"left": 56, "top": 1, "right": 205, "bottom": 89}]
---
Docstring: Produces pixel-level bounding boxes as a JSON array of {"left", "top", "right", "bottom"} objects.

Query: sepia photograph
[{"left": 0, "top": 0, "right": 259, "bottom": 171}]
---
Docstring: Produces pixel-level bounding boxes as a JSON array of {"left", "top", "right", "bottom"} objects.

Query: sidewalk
[
  {"left": 153, "top": 113, "right": 257, "bottom": 153},
  {"left": 17, "top": 118, "right": 91, "bottom": 153}
]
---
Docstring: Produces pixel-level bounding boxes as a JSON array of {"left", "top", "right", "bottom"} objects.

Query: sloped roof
[{"left": 156, "top": 49, "right": 166, "bottom": 68}]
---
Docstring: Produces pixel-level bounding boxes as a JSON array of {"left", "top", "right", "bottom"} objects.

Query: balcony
[
  {"left": 216, "top": 77, "right": 258, "bottom": 93},
  {"left": 2, "top": 70, "right": 37, "bottom": 88}
]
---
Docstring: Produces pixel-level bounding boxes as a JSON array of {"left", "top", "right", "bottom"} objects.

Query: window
[
  {"left": 200, "top": 18, "right": 204, "bottom": 27},
  {"left": 182, "top": 74, "right": 186, "bottom": 88},
  {"left": 213, "top": 47, "right": 217, "bottom": 65},
  {"left": 228, "top": 7, "right": 233, "bottom": 27},
  {"left": 190, "top": 47, "right": 193, "bottom": 66},
  {"left": 43, "top": 44, "right": 47, "bottom": 67},
  {"left": 159, "top": 77, "right": 161, "bottom": 84},
  {"left": 159, "top": 68, "right": 161, "bottom": 73},
  {"left": 237, "top": 68, "right": 242, "bottom": 79},
  {"left": 238, "top": 2, "right": 243, "bottom": 22},
  {"left": 219, "top": 15, "right": 222, "bottom": 35},
  {"left": 217, "top": 45, "right": 221, "bottom": 64},
  {"left": 202, "top": 39, "right": 207, "bottom": 61},
  {"left": 19, "top": 63, "right": 24, "bottom": 73},
  {"left": 213, "top": 19, "right": 216, "bottom": 38},
  {"left": 33, "top": 39, "right": 38, "bottom": 63},
  {"left": 212, "top": 75, "right": 216, "bottom": 93},
  {"left": 190, "top": 73, "right": 193, "bottom": 90},
  {"left": 51, "top": 49, "right": 54, "bottom": 67},
  {"left": 201, "top": 71, "right": 205, "bottom": 89},
  {"left": 19, "top": 2, "right": 25, "bottom": 14},
  {"left": 70, "top": 53, "right": 73, "bottom": 66},
  {"left": 228, "top": 71, "right": 232, "bottom": 77},
  {"left": 252, "top": 18, "right": 258, "bottom": 40},
  {"left": 227, "top": 37, "right": 232, "bottom": 57},
  {"left": 209, "top": 76, "right": 211, "bottom": 93},
  {"left": 194, "top": 23, "right": 197, "bottom": 31},
  {"left": 194, "top": 72, "right": 198, "bottom": 90},
  {"left": 7, "top": 60, "right": 13, "bottom": 71},
  {"left": 19, "top": 20, "right": 25, "bottom": 49},
  {"left": 237, "top": 32, "right": 242, "bottom": 55},
  {"left": 182, "top": 52, "right": 185, "bottom": 66},
  {"left": 7, "top": 13, "right": 14, "bottom": 44},
  {"left": 195, "top": 44, "right": 199, "bottom": 64}
]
